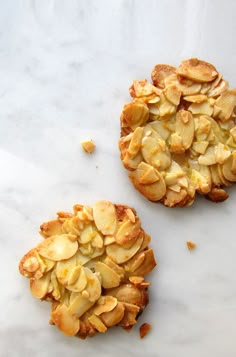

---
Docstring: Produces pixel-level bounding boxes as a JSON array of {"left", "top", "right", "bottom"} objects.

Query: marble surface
[{"left": 1, "top": 1, "right": 236, "bottom": 356}]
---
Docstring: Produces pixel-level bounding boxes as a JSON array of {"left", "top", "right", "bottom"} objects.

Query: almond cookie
[
  {"left": 19, "top": 201, "right": 156, "bottom": 338},
  {"left": 119, "top": 58, "right": 236, "bottom": 207}
]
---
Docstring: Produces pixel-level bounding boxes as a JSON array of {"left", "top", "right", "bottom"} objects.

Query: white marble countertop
[{"left": 1, "top": 1, "right": 236, "bottom": 356}]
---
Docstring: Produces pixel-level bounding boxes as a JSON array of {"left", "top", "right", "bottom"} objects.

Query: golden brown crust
[
  {"left": 119, "top": 58, "right": 236, "bottom": 207},
  {"left": 19, "top": 201, "right": 157, "bottom": 339}
]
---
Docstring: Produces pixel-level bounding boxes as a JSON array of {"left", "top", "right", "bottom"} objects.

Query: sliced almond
[
  {"left": 135, "top": 161, "right": 161, "bottom": 185},
  {"left": 215, "top": 143, "right": 231, "bottom": 164},
  {"left": 164, "top": 84, "right": 181, "bottom": 105},
  {"left": 83, "top": 267, "right": 101, "bottom": 302},
  {"left": 68, "top": 293, "right": 94, "bottom": 317},
  {"left": 128, "top": 127, "right": 144, "bottom": 157},
  {"left": 95, "top": 261, "right": 121, "bottom": 289},
  {"left": 177, "top": 58, "right": 218, "bottom": 82},
  {"left": 94, "top": 296, "right": 118, "bottom": 316},
  {"left": 215, "top": 89, "right": 236, "bottom": 121},
  {"left": 198, "top": 146, "right": 216, "bottom": 165},
  {"left": 67, "top": 266, "right": 87, "bottom": 293},
  {"left": 106, "top": 235, "right": 143, "bottom": 264},
  {"left": 188, "top": 101, "right": 213, "bottom": 116},
  {"left": 30, "top": 273, "right": 51, "bottom": 299},
  {"left": 88, "top": 314, "right": 107, "bottom": 333},
  {"left": 130, "top": 80, "right": 161, "bottom": 98},
  {"left": 222, "top": 153, "right": 236, "bottom": 181},
  {"left": 141, "top": 135, "right": 171, "bottom": 170},
  {"left": 119, "top": 302, "right": 140, "bottom": 327},
  {"left": 208, "top": 79, "right": 228, "bottom": 97},
  {"left": 51, "top": 304, "right": 80, "bottom": 336},
  {"left": 176, "top": 110, "right": 194, "bottom": 150},
  {"left": 151, "top": 64, "right": 176, "bottom": 88},
  {"left": 115, "top": 218, "right": 141, "bottom": 246},
  {"left": 129, "top": 168, "right": 166, "bottom": 202},
  {"left": 37, "top": 234, "right": 78, "bottom": 261},
  {"left": 40, "top": 220, "right": 63, "bottom": 238},
  {"left": 56, "top": 255, "right": 77, "bottom": 285},
  {"left": 183, "top": 94, "right": 207, "bottom": 103},
  {"left": 126, "top": 249, "right": 157, "bottom": 277},
  {"left": 121, "top": 102, "right": 149, "bottom": 130},
  {"left": 93, "top": 201, "right": 117, "bottom": 235},
  {"left": 192, "top": 141, "right": 209, "bottom": 154},
  {"left": 100, "top": 302, "right": 125, "bottom": 327}
]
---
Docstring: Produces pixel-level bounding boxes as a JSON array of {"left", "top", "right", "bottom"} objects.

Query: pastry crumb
[
  {"left": 81, "top": 139, "right": 96, "bottom": 153},
  {"left": 139, "top": 323, "right": 152, "bottom": 339},
  {"left": 186, "top": 241, "right": 196, "bottom": 250}
]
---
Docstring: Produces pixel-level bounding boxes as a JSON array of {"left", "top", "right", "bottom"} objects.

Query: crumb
[
  {"left": 81, "top": 139, "right": 96, "bottom": 153},
  {"left": 186, "top": 241, "right": 196, "bottom": 250},
  {"left": 139, "top": 323, "right": 152, "bottom": 339}
]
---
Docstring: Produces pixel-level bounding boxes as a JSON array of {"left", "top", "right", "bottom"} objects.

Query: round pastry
[
  {"left": 19, "top": 200, "right": 156, "bottom": 338},
  {"left": 119, "top": 58, "right": 236, "bottom": 207}
]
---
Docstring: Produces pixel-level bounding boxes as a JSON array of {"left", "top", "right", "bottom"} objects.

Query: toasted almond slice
[
  {"left": 183, "top": 94, "right": 207, "bottom": 103},
  {"left": 81, "top": 139, "right": 96, "bottom": 154},
  {"left": 164, "top": 84, "right": 181, "bottom": 105},
  {"left": 165, "top": 73, "right": 201, "bottom": 95},
  {"left": 130, "top": 80, "right": 161, "bottom": 98},
  {"left": 83, "top": 267, "right": 101, "bottom": 302},
  {"left": 121, "top": 102, "right": 149, "bottom": 130},
  {"left": 129, "top": 276, "right": 144, "bottom": 285},
  {"left": 129, "top": 168, "right": 166, "bottom": 202},
  {"left": 68, "top": 293, "right": 94, "bottom": 317},
  {"left": 122, "top": 151, "right": 143, "bottom": 170},
  {"left": 30, "top": 273, "right": 51, "bottom": 299},
  {"left": 106, "top": 235, "right": 143, "bottom": 264},
  {"left": 164, "top": 188, "right": 188, "bottom": 207},
  {"left": 94, "top": 296, "right": 118, "bottom": 316},
  {"left": 88, "top": 314, "right": 107, "bottom": 333},
  {"left": 91, "top": 232, "right": 104, "bottom": 249},
  {"left": 100, "top": 302, "right": 125, "bottom": 327},
  {"left": 95, "top": 261, "right": 121, "bottom": 288},
  {"left": 68, "top": 265, "right": 81, "bottom": 285},
  {"left": 215, "top": 143, "right": 231, "bottom": 164},
  {"left": 124, "top": 251, "right": 145, "bottom": 274},
  {"left": 215, "top": 89, "right": 236, "bottom": 121},
  {"left": 40, "top": 220, "right": 63, "bottom": 238},
  {"left": 79, "top": 225, "right": 94, "bottom": 244},
  {"left": 119, "top": 302, "right": 140, "bottom": 327},
  {"left": 125, "top": 208, "right": 136, "bottom": 223},
  {"left": 222, "top": 153, "right": 236, "bottom": 181},
  {"left": 192, "top": 141, "right": 209, "bottom": 154},
  {"left": 136, "top": 162, "right": 160, "bottom": 185},
  {"left": 55, "top": 255, "right": 77, "bottom": 285},
  {"left": 104, "top": 257, "right": 125, "bottom": 279},
  {"left": 188, "top": 101, "right": 213, "bottom": 116},
  {"left": 198, "top": 146, "right": 216, "bottom": 165},
  {"left": 169, "top": 133, "right": 184, "bottom": 153},
  {"left": 176, "top": 110, "right": 194, "bottom": 150},
  {"left": 208, "top": 79, "right": 228, "bottom": 97},
  {"left": 177, "top": 58, "right": 218, "bottom": 82},
  {"left": 93, "top": 200, "right": 117, "bottom": 236},
  {"left": 168, "top": 184, "right": 181, "bottom": 192},
  {"left": 128, "top": 249, "right": 157, "bottom": 277},
  {"left": 37, "top": 234, "right": 78, "bottom": 261},
  {"left": 217, "top": 164, "right": 231, "bottom": 187},
  {"left": 116, "top": 218, "right": 141, "bottom": 246},
  {"left": 141, "top": 135, "right": 171, "bottom": 171},
  {"left": 128, "top": 127, "right": 144, "bottom": 157},
  {"left": 51, "top": 304, "right": 80, "bottom": 336},
  {"left": 106, "top": 283, "right": 147, "bottom": 306},
  {"left": 191, "top": 169, "right": 211, "bottom": 194},
  {"left": 151, "top": 64, "right": 176, "bottom": 88},
  {"left": 103, "top": 236, "right": 116, "bottom": 246},
  {"left": 147, "top": 121, "right": 170, "bottom": 140},
  {"left": 75, "top": 251, "right": 91, "bottom": 266},
  {"left": 67, "top": 266, "right": 87, "bottom": 293}
]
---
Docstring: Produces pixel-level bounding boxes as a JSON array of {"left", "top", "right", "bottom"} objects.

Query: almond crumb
[
  {"left": 81, "top": 139, "right": 96, "bottom": 153},
  {"left": 186, "top": 241, "right": 196, "bottom": 250},
  {"left": 139, "top": 323, "right": 152, "bottom": 338}
]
